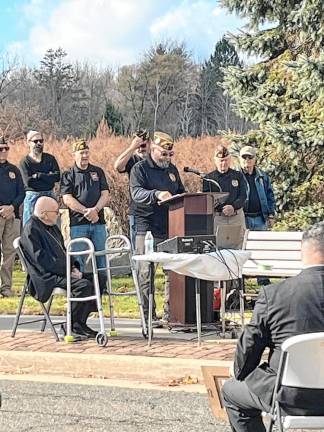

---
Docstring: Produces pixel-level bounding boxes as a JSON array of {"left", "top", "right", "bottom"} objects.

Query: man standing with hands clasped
[
  {"left": 0, "top": 136, "right": 25, "bottom": 297},
  {"left": 20, "top": 130, "right": 60, "bottom": 226},
  {"left": 61, "top": 140, "right": 109, "bottom": 274}
]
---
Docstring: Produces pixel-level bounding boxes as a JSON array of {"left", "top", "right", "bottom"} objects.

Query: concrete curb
[{"left": 0, "top": 350, "right": 231, "bottom": 389}]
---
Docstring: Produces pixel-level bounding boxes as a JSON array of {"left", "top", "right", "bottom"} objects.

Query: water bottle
[{"left": 144, "top": 231, "right": 154, "bottom": 255}]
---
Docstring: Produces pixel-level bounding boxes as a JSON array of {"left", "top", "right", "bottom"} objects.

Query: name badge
[
  {"left": 232, "top": 179, "right": 239, "bottom": 187},
  {"left": 9, "top": 171, "right": 16, "bottom": 180},
  {"left": 90, "top": 172, "right": 99, "bottom": 181}
]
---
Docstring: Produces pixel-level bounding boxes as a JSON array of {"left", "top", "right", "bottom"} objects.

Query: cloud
[
  {"left": 6, "top": 0, "right": 245, "bottom": 66},
  {"left": 149, "top": 0, "right": 243, "bottom": 60}
]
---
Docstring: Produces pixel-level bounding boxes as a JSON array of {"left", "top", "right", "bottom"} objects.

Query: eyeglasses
[
  {"left": 139, "top": 143, "right": 147, "bottom": 149},
  {"left": 0, "top": 146, "right": 9, "bottom": 152},
  {"left": 31, "top": 139, "right": 44, "bottom": 144},
  {"left": 241, "top": 155, "right": 254, "bottom": 160},
  {"left": 43, "top": 209, "right": 60, "bottom": 215}
]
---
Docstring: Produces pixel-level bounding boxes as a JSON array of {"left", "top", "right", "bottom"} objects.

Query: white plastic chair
[{"left": 266, "top": 332, "right": 324, "bottom": 431}]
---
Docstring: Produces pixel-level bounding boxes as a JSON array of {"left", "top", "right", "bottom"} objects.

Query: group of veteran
[{"left": 0, "top": 129, "right": 276, "bottom": 336}]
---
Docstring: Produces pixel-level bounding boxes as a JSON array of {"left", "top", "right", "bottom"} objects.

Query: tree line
[{"left": 0, "top": 38, "right": 249, "bottom": 140}]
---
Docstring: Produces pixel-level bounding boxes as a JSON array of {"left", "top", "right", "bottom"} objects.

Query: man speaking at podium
[{"left": 130, "top": 131, "right": 185, "bottom": 326}]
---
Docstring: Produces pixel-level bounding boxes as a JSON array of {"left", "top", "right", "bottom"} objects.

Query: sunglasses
[
  {"left": 241, "top": 155, "right": 254, "bottom": 160},
  {"left": 139, "top": 143, "right": 147, "bottom": 149},
  {"left": 31, "top": 139, "right": 44, "bottom": 144},
  {"left": 0, "top": 146, "right": 9, "bottom": 152}
]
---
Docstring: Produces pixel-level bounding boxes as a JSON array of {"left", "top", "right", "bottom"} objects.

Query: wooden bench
[{"left": 242, "top": 230, "right": 303, "bottom": 279}]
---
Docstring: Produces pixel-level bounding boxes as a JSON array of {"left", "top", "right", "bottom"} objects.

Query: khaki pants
[
  {"left": 0, "top": 217, "right": 20, "bottom": 292},
  {"left": 135, "top": 233, "right": 169, "bottom": 320},
  {"left": 214, "top": 208, "right": 246, "bottom": 249}
]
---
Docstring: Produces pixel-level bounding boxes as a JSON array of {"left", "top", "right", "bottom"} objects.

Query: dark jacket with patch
[
  {"left": 20, "top": 216, "right": 70, "bottom": 302},
  {"left": 235, "top": 265, "right": 324, "bottom": 413},
  {"left": 129, "top": 155, "right": 185, "bottom": 238}
]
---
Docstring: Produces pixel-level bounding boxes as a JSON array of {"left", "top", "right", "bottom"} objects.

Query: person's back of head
[{"left": 301, "top": 221, "right": 324, "bottom": 266}]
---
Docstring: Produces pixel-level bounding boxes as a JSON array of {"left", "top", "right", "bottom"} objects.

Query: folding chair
[
  {"left": 11, "top": 237, "right": 66, "bottom": 342},
  {"left": 266, "top": 332, "right": 324, "bottom": 431}
]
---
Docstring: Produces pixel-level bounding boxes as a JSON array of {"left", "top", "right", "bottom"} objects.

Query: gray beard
[
  {"left": 32, "top": 147, "right": 43, "bottom": 156},
  {"left": 155, "top": 160, "right": 170, "bottom": 169}
]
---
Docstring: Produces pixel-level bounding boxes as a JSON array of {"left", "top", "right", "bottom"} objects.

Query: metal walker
[
  {"left": 96, "top": 235, "right": 148, "bottom": 338},
  {"left": 66, "top": 237, "right": 108, "bottom": 347}
]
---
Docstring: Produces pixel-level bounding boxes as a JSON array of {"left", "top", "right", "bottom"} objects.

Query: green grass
[
  {"left": 0, "top": 265, "right": 165, "bottom": 318},
  {"left": 1, "top": 265, "right": 270, "bottom": 319}
]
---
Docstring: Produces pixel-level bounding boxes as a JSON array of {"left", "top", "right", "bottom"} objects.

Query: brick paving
[{"left": 0, "top": 330, "right": 236, "bottom": 360}]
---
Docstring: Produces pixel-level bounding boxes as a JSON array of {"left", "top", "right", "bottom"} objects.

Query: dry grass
[{"left": 8, "top": 123, "right": 228, "bottom": 232}]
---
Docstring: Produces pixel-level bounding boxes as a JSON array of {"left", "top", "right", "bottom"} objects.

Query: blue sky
[{"left": 0, "top": 0, "right": 246, "bottom": 67}]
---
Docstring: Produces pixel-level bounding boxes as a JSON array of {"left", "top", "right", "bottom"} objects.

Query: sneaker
[{"left": 0, "top": 289, "right": 15, "bottom": 298}]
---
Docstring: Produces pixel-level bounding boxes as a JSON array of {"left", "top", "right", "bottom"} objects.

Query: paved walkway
[{"left": 0, "top": 330, "right": 236, "bottom": 360}]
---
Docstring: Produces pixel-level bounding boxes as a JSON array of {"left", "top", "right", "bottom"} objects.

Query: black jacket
[
  {"left": 235, "top": 265, "right": 324, "bottom": 412},
  {"left": 130, "top": 155, "right": 185, "bottom": 237},
  {"left": 20, "top": 216, "right": 70, "bottom": 302}
]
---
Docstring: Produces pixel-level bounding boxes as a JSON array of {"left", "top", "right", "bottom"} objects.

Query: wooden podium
[{"left": 163, "top": 193, "right": 228, "bottom": 326}]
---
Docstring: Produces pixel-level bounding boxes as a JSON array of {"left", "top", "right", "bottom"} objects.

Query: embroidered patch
[
  {"left": 168, "top": 173, "right": 176, "bottom": 182},
  {"left": 232, "top": 179, "right": 239, "bottom": 187},
  {"left": 9, "top": 171, "right": 16, "bottom": 179},
  {"left": 90, "top": 172, "right": 99, "bottom": 181}
]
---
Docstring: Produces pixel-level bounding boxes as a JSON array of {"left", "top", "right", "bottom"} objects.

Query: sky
[{"left": 0, "top": 0, "right": 246, "bottom": 68}]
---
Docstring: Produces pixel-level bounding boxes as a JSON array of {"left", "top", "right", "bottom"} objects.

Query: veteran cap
[
  {"left": 153, "top": 131, "right": 174, "bottom": 150},
  {"left": 134, "top": 128, "right": 150, "bottom": 141},
  {"left": 72, "top": 139, "right": 89, "bottom": 152},
  {"left": 214, "top": 144, "right": 230, "bottom": 158},
  {"left": 240, "top": 145, "right": 256, "bottom": 158}
]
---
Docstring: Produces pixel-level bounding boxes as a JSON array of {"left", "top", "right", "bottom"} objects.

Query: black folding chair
[{"left": 11, "top": 237, "right": 66, "bottom": 342}]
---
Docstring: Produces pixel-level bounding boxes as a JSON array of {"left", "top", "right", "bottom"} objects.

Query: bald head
[
  {"left": 301, "top": 221, "right": 324, "bottom": 266},
  {"left": 34, "top": 197, "right": 59, "bottom": 225}
]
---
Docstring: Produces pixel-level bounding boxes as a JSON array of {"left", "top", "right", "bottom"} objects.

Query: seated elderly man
[
  {"left": 222, "top": 221, "right": 324, "bottom": 431},
  {"left": 20, "top": 196, "right": 103, "bottom": 339}
]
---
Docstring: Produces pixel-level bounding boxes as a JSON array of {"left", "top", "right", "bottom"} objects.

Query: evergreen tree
[
  {"left": 220, "top": 0, "right": 324, "bottom": 227},
  {"left": 194, "top": 37, "right": 243, "bottom": 135},
  {"left": 104, "top": 100, "right": 124, "bottom": 135}
]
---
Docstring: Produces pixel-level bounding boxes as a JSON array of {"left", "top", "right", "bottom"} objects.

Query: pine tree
[
  {"left": 220, "top": 0, "right": 324, "bottom": 227},
  {"left": 104, "top": 100, "right": 124, "bottom": 135}
]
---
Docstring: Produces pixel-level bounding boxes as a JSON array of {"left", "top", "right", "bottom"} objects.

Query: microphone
[
  {"left": 183, "top": 167, "right": 206, "bottom": 178},
  {"left": 183, "top": 167, "right": 223, "bottom": 192}
]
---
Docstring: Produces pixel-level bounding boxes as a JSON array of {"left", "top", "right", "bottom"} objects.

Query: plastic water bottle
[{"left": 144, "top": 231, "right": 154, "bottom": 255}]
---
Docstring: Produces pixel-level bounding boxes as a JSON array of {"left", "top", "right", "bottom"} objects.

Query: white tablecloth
[{"left": 133, "top": 250, "right": 251, "bottom": 281}]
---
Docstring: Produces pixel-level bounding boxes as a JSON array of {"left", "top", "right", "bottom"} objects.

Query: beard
[
  {"left": 33, "top": 145, "right": 43, "bottom": 155},
  {"left": 155, "top": 159, "right": 170, "bottom": 169}
]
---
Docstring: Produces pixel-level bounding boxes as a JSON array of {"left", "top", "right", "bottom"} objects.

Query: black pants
[
  {"left": 55, "top": 272, "right": 106, "bottom": 325},
  {"left": 222, "top": 378, "right": 270, "bottom": 432}
]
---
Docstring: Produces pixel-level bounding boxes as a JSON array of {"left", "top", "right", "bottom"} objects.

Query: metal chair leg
[
  {"left": 11, "top": 282, "right": 28, "bottom": 337},
  {"left": 39, "top": 303, "right": 59, "bottom": 342},
  {"left": 40, "top": 295, "right": 54, "bottom": 332}
]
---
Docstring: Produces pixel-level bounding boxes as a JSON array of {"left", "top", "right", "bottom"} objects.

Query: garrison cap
[
  {"left": 72, "top": 139, "right": 89, "bottom": 152},
  {"left": 134, "top": 128, "right": 150, "bottom": 141},
  {"left": 214, "top": 144, "right": 229, "bottom": 159},
  {"left": 153, "top": 131, "right": 174, "bottom": 150}
]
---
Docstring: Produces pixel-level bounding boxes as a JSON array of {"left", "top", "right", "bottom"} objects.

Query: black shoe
[
  {"left": 81, "top": 324, "right": 98, "bottom": 338},
  {"left": 72, "top": 323, "right": 92, "bottom": 338}
]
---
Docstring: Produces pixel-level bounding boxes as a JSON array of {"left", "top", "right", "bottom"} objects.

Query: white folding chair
[
  {"left": 11, "top": 237, "right": 66, "bottom": 342},
  {"left": 266, "top": 332, "right": 324, "bottom": 431}
]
